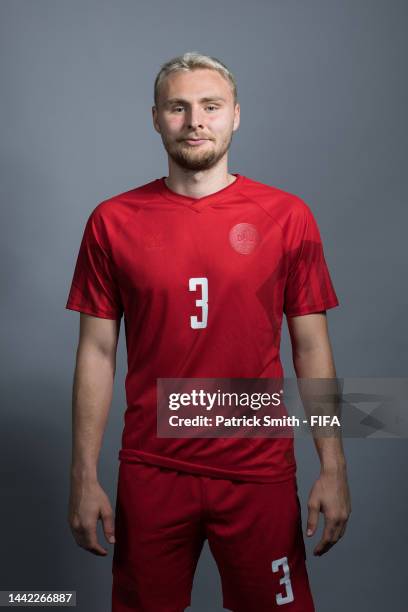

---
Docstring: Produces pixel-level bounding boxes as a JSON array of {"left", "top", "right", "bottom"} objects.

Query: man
[{"left": 66, "top": 52, "right": 351, "bottom": 611}]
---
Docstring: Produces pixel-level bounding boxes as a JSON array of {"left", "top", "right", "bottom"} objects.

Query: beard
[{"left": 161, "top": 131, "right": 234, "bottom": 171}]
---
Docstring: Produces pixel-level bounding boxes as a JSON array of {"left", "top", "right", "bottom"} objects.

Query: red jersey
[{"left": 66, "top": 174, "right": 339, "bottom": 483}]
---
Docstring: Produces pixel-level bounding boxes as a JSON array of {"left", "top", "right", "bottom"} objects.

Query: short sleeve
[
  {"left": 65, "top": 209, "right": 123, "bottom": 320},
  {"left": 283, "top": 202, "right": 339, "bottom": 317}
]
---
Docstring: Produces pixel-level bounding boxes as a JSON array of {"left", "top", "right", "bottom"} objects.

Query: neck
[{"left": 164, "top": 159, "right": 236, "bottom": 199}]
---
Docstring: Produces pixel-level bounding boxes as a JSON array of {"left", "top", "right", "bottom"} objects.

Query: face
[{"left": 152, "top": 68, "right": 240, "bottom": 171}]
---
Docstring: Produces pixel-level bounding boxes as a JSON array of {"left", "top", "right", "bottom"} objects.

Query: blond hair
[{"left": 154, "top": 51, "right": 238, "bottom": 107}]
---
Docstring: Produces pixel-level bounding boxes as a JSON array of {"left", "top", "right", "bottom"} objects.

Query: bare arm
[
  {"left": 287, "top": 312, "right": 351, "bottom": 556},
  {"left": 288, "top": 311, "right": 345, "bottom": 469},
  {"left": 68, "top": 313, "right": 121, "bottom": 556}
]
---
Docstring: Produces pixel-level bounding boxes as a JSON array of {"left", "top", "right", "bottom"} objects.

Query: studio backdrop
[{"left": 1, "top": 1, "right": 407, "bottom": 611}]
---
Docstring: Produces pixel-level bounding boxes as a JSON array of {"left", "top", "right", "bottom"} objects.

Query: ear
[
  {"left": 232, "top": 103, "right": 240, "bottom": 132},
  {"left": 152, "top": 106, "right": 161, "bottom": 134}
]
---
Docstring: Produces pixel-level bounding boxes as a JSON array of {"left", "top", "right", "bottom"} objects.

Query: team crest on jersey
[{"left": 229, "top": 223, "right": 260, "bottom": 255}]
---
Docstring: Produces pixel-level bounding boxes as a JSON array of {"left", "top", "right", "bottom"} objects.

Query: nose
[{"left": 186, "top": 105, "right": 204, "bottom": 130}]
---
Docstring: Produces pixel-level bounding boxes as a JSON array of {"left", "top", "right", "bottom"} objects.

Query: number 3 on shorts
[
  {"left": 272, "top": 556, "right": 295, "bottom": 605},
  {"left": 189, "top": 277, "right": 208, "bottom": 329}
]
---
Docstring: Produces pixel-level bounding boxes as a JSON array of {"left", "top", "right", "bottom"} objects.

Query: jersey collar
[{"left": 157, "top": 173, "right": 244, "bottom": 211}]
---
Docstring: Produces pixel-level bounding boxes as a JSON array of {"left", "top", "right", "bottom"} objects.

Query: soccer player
[{"left": 66, "top": 52, "right": 351, "bottom": 611}]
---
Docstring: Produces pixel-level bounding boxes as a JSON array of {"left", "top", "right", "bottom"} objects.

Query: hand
[
  {"left": 306, "top": 465, "right": 351, "bottom": 556},
  {"left": 68, "top": 477, "right": 115, "bottom": 556}
]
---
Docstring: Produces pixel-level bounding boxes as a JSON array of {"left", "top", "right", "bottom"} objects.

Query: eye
[
  {"left": 206, "top": 105, "right": 218, "bottom": 111},
  {"left": 171, "top": 106, "right": 184, "bottom": 113}
]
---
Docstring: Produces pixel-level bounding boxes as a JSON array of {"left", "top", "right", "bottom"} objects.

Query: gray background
[{"left": 1, "top": 0, "right": 407, "bottom": 610}]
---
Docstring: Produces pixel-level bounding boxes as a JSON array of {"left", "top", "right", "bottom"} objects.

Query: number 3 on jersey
[
  {"left": 272, "top": 556, "right": 294, "bottom": 605},
  {"left": 189, "top": 277, "right": 208, "bottom": 329}
]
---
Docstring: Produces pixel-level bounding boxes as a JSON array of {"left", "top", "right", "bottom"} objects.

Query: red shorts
[{"left": 112, "top": 462, "right": 315, "bottom": 612}]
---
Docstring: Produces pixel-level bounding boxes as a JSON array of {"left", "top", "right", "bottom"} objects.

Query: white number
[
  {"left": 189, "top": 277, "right": 208, "bottom": 329},
  {"left": 272, "top": 556, "right": 294, "bottom": 605}
]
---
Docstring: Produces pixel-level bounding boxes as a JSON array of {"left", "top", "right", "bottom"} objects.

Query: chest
[{"left": 114, "top": 207, "right": 286, "bottom": 297}]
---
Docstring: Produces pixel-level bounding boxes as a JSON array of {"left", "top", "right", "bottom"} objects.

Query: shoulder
[
  {"left": 85, "top": 178, "right": 161, "bottom": 232},
  {"left": 241, "top": 175, "right": 314, "bottom": 227},
  {"left": 82, "top": 178, "right": 159, "bottom": 244},
  {"left": 91, "top": 178, "right": 160, "bottom": 219}
]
